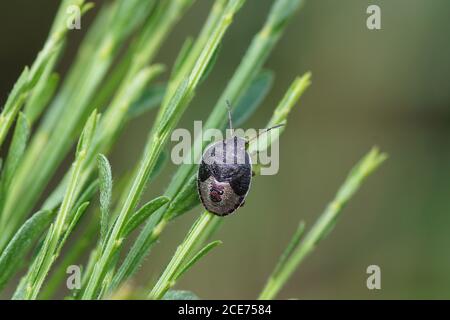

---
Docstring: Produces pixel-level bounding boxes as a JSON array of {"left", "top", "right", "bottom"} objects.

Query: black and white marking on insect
[{"left": 197, "top": 101, "right": 283, "bottom": 216}]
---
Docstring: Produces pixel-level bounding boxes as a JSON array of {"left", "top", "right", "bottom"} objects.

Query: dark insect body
[
  {"left": 197, "top": 135, "right": 251, "bottom": 216},
  {"left": 197, "top": 101, "right": 282, "bottom": 216}
]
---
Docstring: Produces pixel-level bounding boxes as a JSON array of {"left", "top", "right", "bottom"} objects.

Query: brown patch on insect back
[
  {"left": 198, "top": 176, "right": 244, "bottom": 216},
  {"left": 209, "top": 181, "right": 225, "bottom": 203}
]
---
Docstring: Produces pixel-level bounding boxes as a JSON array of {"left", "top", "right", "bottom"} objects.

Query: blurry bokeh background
[{"left": 1, "top": 0, "right": 450, "bottom": 299}]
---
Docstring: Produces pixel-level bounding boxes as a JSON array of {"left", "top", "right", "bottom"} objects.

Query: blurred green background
[{"left": 1, "top": 0, "right": 450, "bottom": 299}]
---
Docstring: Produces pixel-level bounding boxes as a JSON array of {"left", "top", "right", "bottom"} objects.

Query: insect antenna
[
  {"left": 247, "top": 123, "right": 285, "bottom": 144},
  {"left": 226, "top": 100, "right": 234, "bottom": 136}
]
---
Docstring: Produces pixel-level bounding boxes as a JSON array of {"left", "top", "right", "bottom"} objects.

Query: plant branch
[
  {"left": 81, "top": 0, "right": 244, "bottom": 299},
  {"left": 111, "top": 0, "right": 308, "bottom": 291},
  {"left": 258, "top": 147, "right": 387, "bottom": 300},
  {"left": 147, "top": 74, "right": 310, "bottom": 299}
]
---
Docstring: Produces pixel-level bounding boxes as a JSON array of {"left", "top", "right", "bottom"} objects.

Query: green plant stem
[
  {"left": 258, "top": 148, "right": 387, "bottom": 300},
  {"left": 39, "top": 214, "right": 98, "bottom": 299},
  {"left": 18, "top": 111, "right": 98, "bottom": 300},
  {"left": 149, "top": 211, "right": 214, "bottom": 299},
  {"left": 77, "top": 0, "right": 198, "bottom": 299},
  {"left": 28, "top": 0, "right": 192, "bottom": 241},
  {"left": 147, "top": 75, "right": 309, "bottom": 299},
  {"left": 157, "top": 0, "right": 228, "bottom": 122},
  {"left": 166, "top": 0, "right": 307, "bottom": 200},
  {"left": 0, "top": 0, "right": 155, "bottom": 251},
  {"left": 81, "top": 0, "right": 244, "bottom": 299},
  {"left": 107, "top": 1, "right": 228, "bottom": 294}
]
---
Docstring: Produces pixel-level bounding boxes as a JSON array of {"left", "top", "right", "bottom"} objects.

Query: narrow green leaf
[
  {"left": 83, "top": 0, "right": 244, "bottom": 300},
  {"left": 73, "top": 179, "right": 99, "bottom": 212},
  {"left": 0, "top": 209, "right": 54, "bottom": 290},
  {"left": 1, "top": 112, "right": 29, "bottom": 191},
  {"left": 316, "top": 147, "right": 388, "bottom": 243},
  {"left": 25, "top": 72, "right": 59, "bottom": 124},
  {"left": 17, "top": 109, "right": 99, "bottom": 299},
  {"left": 97, "top": 154, "right": 113, "bottom": 244},
  {"left": 267, "top": 72, "right": 311, "bottom": 127},
  {"left": 76, "top": 110, "right": 98, "bottom": 156},
  {"left": 0, "top": 68, "right": 30, "bottom": 147},
  {"left": 266, "top": 0, "right": 306, "bottom": 32},
  {"left": 165, "top": 174, "right": 199, "bottom": 221},
  {"left": 12, "top": 275, "right": 28, "bottom": 300},
  {"left": 126, "top": 0, "right": 310, "bottom": 299},
  {"left": 259, "top": 147, "right": 387, "bottom": 300},
  {"left": 148, "top": 212, "right": 215, "bottom": 299},
  {"left": 27, "top": 51, "right": 57, "bottom": 90},
  {"left": 271, "top": 222, "right": 305, "bottom": 277},
  {"left": 156, "top": 77, "right": 191, "bottom": 135},
  {"left": 0, "top": 0, "right": 165, "bottom": 250},
  {"left": 171, "top": 37, "right": 194, "bottom": 79},
  {"left": 232, "top": 70, "right": 274, "bottom": 127},
  {"left": 41, "top": 175, "right": 69, "bottom": 211},
  {"left": 198, "top": 44, "right": 221, "bottom": 85},
  {"left": 248, "top": 73, "right": 311, "bottom": 155},
  {"left": 163, "top": 290, "right": 199, "bottom": 300},
  {"left": 1, "top": 67, "right": 30, "bottom": 114},
  {"left": 173, "top": 240, "right": 222, "bottom": 281},
  {"left": 121, "top": 196, "right": 170, "bottom": 238},
  {"left": 59, "top": 202, "right": 90, "bottom": 252},
  {"left": 12, "top": 223, "right": 54, "bottom": 300},
  {"left": 127, "top": 84, "right": 166, "bottom": 119},
  {"left": 39, "top": 217, "right": 97, "bottom": 300},
  {"left": 0, "top": 112, "right": 29, "bottom": 218},
  {"left": 148, "top": 150, "right": 168, "bottom": 183}
]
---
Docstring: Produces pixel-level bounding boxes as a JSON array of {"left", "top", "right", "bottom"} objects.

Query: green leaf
[
  {"left": 259, "top": 147, "right": 387, "bottom": 300},
  {"left": 199, "top": 43, "right": 221, "bottom": 85},
  {"left": 0, "top": 113, "right": 29, "bottom": 216},
  {"left": 248, "top": 73, "right": 311, "bottom": 156},
  {"left": 271, "top": 222, "right": 305, "bottom": 277},
  {"left": 59, "top": 202, "right": 90, "bottom": 252},
  {"left": 267, "top": 72, "right": 311, "bottom": 127},
  {"left": 82, "top": 0, "right": 244, "bottom": 300},
  {"left": 76, "top": 110, "right": 98, "bottom": 156},
  {"left": 0, "top": 112, "right": 29, "bottom": 191},
  {"left": 17, "top": 109, "right": 99, "bottom": 300},
  {"left": 74, "top": 179, "right": 99, "bottom": 211},
  {"left": 173, "top": 240, "right": 222, "bottom": 281},
  {"left": 12, "top": 223, "right": 54, "bottom": 300},
  {"left": 2, "top": 67, "right": 30, "bottom": 114},
  {"left": 98, "top": 154, "right": 113, "bottom": 244},
  {"left": 27, "top": 51, "right": 57, "bottom": 90},
  {"left": 41, "top": 164, "right": 97, "bottom": 217},
  {"left": 316, "top": 147, "right": 388, "bottom": 244},
  {"left": 148, "top": 150, "right": 168, "bottom": 183},
  {"left": 127, "top": 84, "right": 166, "bottom": 119},
  {"left": 165, "top": 174, "right": 199, "bottom": 221},
  {"left": 232, "top": 70, "right": 274, "bottom": 127},
  {"left": 157, "top": 77, "right": 191, "bottom": 135},
  {"left": 12, "top": 276, "right": 28, "bottom": 300},
  {"left": 121, "top": 196, "right": 170, "bottom": 238},
  {"left": 0, "top": 209, "right": 54, "bottom": 290},
  {"left": 171, "top": 37, "right": 194, "bottom": 79},
  {"left": 266, "top": 0, "right": 306, "bottom": 32},
  {"left": 25, "top": 72, "right": 59, "bottom": 124},
  {"left": 41, "top": 175, "right": 69, "bottom": 211},
  {"left": 0, "top": 67, "right": 30, "bottom": 147},
  {"left": 162, "top": 290, "right": 199, "bottom": 300}
]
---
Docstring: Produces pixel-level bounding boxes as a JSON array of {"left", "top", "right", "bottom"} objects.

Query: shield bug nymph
[{"left": 197, "top": 101, "right": 283, "bottom": 216}]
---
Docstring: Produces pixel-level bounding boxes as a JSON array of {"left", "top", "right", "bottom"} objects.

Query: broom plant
[{"left": 0, "top": 0, "right": 386, "bottom": 300}]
